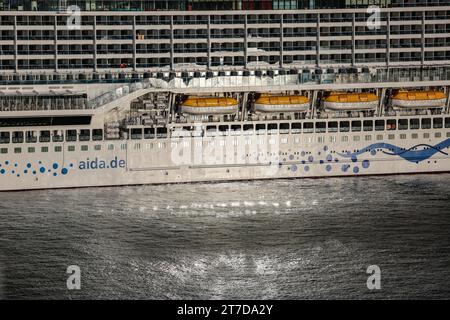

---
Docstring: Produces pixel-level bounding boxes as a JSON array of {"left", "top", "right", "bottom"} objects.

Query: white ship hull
[{"left": 2, "top": 129, "right": 450, "bottom": 191}]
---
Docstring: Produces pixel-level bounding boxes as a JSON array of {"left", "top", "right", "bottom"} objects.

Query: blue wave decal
[{"left": 338, "top": 138, "right": 450, "bottom": 163}]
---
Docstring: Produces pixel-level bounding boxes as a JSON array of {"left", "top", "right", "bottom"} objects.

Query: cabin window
[
  {"left": 81, "top": 145, "right": 88, "bottom": 151},
  {"left": 26, "top": 131, "right": 37, "bottom": 143},
  {"left": 207, "top": 125, "right": 217, "bottom": 132},
  {"left": 339, "top": 121, "right": 350, "bottom": 132},
  {"left": 68, "top": 145, "right": 75, "bottom": 152},
  {"left": 268, "top": 123, "right": 278, "bottom": 132},
  {"left": 435, "top": 132, "right": 442, "bottom": 138},
  {"left": 144, "top": 128, "right": 155, "bottom": 139},
  {"left": 256, "top": 124, "right": 266, "bottom": 134},
  {"left": 219, "top": 125, "right": 229, "bottom": 132},
  {"left": 41, "top": 146, "right": 48, "bottom": 153},
  {"left": 14, "top": 147, "right": 21, "bottom": 154},
  {"left": 231, "top": 125, "right": 242, "bottom": 131},
  {"left": 79, "top": 129, "right": 90, "bottom": 141},
  {"left": 12, "top": 131, "right": 24, "bottom": 143},
  {"left": 280, "top": 123, "right": 290, "bottom": 133},
  {"left": 388, "top": 134, "right": 395, "bottom": 140},
  {"left": 291, "top": 123, "right": 302, "bottom": 133},
  {"left": 52, "top": 130, "right": 64, "bottom": 142},
  {"left": 39, "top": 130, "right": 51, "bottom": 143},
  {"left": 376, "top": 134, "right": 383, "bottom": 140},
  {"left": 328, "top": 121, "right": 338, "bottom": 133},
  {"left": 131, "top": 128, "right": 142, "bottom": 139},
  {"left": 55, "top": 146, "right": 62, "bottom": 152},
  {"left": 0, "top": 148, "right": 7, "bottom": 154},
  {"left": 93, "top": 129, "right": 103, "bottom": 141},
  {"left": 315, "top": 122, "right": 326, "bottom": 133},
  {"left": 351, "top": 121, "right": 362, "bottom": 132},
  {"left": 95, "top": 145, "right": 102, "bottom": 151},
  {"left": 433, "top": 118, "right": 443, "bottom": 129},
  {"left": 387, "top": 119, "right": 396, "bottom": 130},
  {"left": 341, "top": 136, "right": 349, "bottom": 142},
  {"left": 445, "top": 118, "right": 450, "bottom": 128},
  {"left": 365, "top": 135, "right": 372, "bottom": 141},
  {"left": 108, "top": 144, "right": 115, "bottom": 150},
  {"left": 421, "top": 118, "right": 431, "bottom": 130},
  {"left": 157, "top": 127, "right": 168, "bottom": 138},
  {"left": 0, "top": 132, "right": 10, "bottom": 144},
  {"left": 363, "top": 120, "right": 373, "bottom": 131},
  {"left": 66, "top": 130, "right": 77, "bottom": 141},
  {"left": 410, "top": 119, "right": 420, "bottom": 130},
  {"left": 28, "top": 147, "right": 35, "bottom": 153},
  {"left": 423, "top": 133, "right": 430, "bottom": 138},
  {"left": 412, "top": 133, "right": 418, "bottom": 139},
  {"left": 303, "top": 122, "right": 314, "bottom": 133},
  {"left": 400, "top": 134, "right": 407, "bottom": 139},
  {"left": 375, "top": 120, "right": 385, "bottom": 131},
  {"left": 243, "top": 124, "right": 254, "bottom": 132},
  {"left": 398, "top": 119, "right": 408, "bottom": 130}
]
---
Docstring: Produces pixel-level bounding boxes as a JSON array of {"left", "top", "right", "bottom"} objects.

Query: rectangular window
[
  {"left": 256, "top": 124, "right": 266, "bottom": 134},
  {"left": 400, "top": 134, "right": 407, "bottom": 139},
  {"left": 95, "top": 145, "right": 102, "bottom": 151},
  {"left": 375, "top": 120, "right": 385, "bottom": 131},
  {"left": 340, "top": 121, "right": 350, "bottom": 132},
  {"left": 28, "top": 147, "right": 35, "bottom": 153},
  {"left": 398, "top": 119, "right": 408, "bottom": 130},
  {"left": 108, "top": 144, "right": 115, "bottom": 151},
  {"left": 291, "top": 123, "right": 302, "bottom": 133},
  {"left": 315, "top": 122, "right": 326, "bottom": 133},
  {"left": 81, "top": 145, "right": 88, "bottom": 151},
  {"left": 351, "top": 121, "right": 362, "bottom": 132},
  {"left": 341, "top": 136, "right": 349, "bottom": 142},
  {"left": 66, "top": 130, "right": 77, "bottom": 142},
  {"left": 26, "top": 131, "right": 37, "bottom": 143},
  {"left": 388, "top": 134, "right": 395, "bottom": 140},
  {"left": 424, "top": 133, "right": 430, "bottom": 139},
  {"left": 92, "top": 129, "right": 103, "bottom": 141},
  {"left": 363, "top": 120, "right": 373, "bottom": 132},
  {"left": 376, "top": 134, "right": 383, "bottom": 140},
  {"left": 0, "top": 132, "right": 10, "bottom": 144},
  {"left": 410, "top": 119, "right": 420, "bottom": 130},
  {"left": 353, "top": 135, "right": 360, "bottom": 141},
  {"left": 433, "top": 118, "right": 443, "bottom": 129},
  {"left": 79, "top": 129, "right": 90, "bottom": 141},
  {"left": 68, "top": 145, "right": 75, "bottom": 152},
  {"left": 412, "top": 133, "right": 418, "bottom": 139},
  {"left": 303, "top": 122, "right": 314, "bottom": 133},
  {"left": 280, "top": 123, "right": 290, "bottom": 134},
  {"left": 14, "top": 147, "right": 21, "bottom": 154},
  {"left": 55, "top": 146, "right": 62, "bottom": 152},
  {"left": 435, "top": 132, "right": 442, "bottom": 138},
  {"left": 12, "top": 131, "right": 24, "bottom": 143},
  {"left": 41, "top": 146, "right": 49, "bottom": 152},
  {"left": 421, "top": 118, "right": 431, "bottom": 129},
  {"left": 0, "top": 148, "right": 8, "bottom": 154},
  {"left": 365, "top": 135, "right": 372, "bottom": 141},
  {"left": 328, "top": 121, "right": 338, "bottom": 133},
  {"left": 39, "top": 130, "right": 51, "bottom": 143},
  {"left": 387, "top": 119, "right": 397, "bottom": 130}
]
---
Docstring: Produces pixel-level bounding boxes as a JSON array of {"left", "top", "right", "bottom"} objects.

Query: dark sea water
[{"left": 0, "top": 175, "right": 450, "bottom": 300}]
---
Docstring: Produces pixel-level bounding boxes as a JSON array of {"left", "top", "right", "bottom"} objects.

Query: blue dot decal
[
  {"left": 324, "top": 146, "right": 328, "bottom": 151},
  {"left": 53, "top": 173, "right": 57, "bottom": 177},
  {"left": 362, "top": 160, "right": 370, "bottom": 169},
  {"left": 53, "top": 163, "right": 59, "bottom": 170},
  {"left": 353, "top": 166, "right": 360, "bottom": 174},
  {"left": 5, "top": 161, "right": 9, "bottom": 165},
  {"left": 0, "top": 169, "right": 5, "bottom": 174},
  {"left": 308, "top": 156, "right": 314, "bottom": 163},
  {"left": 291, "top": 165, "right": 297, "bottom": 172},
  {"left": 24, "top": 170, "right": 28, "bottom": 174},
  {"left": 61, "top": 168, "right": 68, "bottom": 175},
  {"left": 371, "top": 150, "right": 377, "bottom": 156},
  {"left": 326, "top": 165, "right": 332, "bottom": 172},
  {"left": 351, "top": 156, "right": 358, "bottom": 163},
  {"left": 70, "top": 164, "right": 74, "bottom": 167},
  {"left": 27, "top": 163, "right": 32, "bottom": 168},
  {"left": 304, "top": 166, "right": 310, "bottom": 172},
  {"left": 39, "top": 167, "right": 46, "bottom": 173},
  {"left": 342, "top": 165, "right": 350, "bottom": 172}
]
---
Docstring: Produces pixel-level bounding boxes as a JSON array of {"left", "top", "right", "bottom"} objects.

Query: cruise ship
[{"left": 0, "top": 0, "right": 450, "bottom": 191}]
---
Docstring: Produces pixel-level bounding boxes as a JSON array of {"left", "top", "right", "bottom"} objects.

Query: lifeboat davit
[
  {"left": 323, "top": 92, "right": 379, "bottom": 111},
  {"left": 254, "top": 95, "right": 310, "bottom": 113},
  {"left": 391, "top": 91, "right": 447, "bottom": 109},
  {"left": 181, "top": 96, "right": 238, "bottom": 115}
]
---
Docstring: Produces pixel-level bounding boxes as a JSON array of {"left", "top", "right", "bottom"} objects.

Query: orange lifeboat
[
  {"left": 391, "top": 90, "right": 447, "bottom": 109},
  {"left": 323, "top": 92, "right": 379, "bottom": 111},
  {"left": 254, "top": 95, "right": 310, "bottom": 113},
  {"left": 181, "top": 96, "right": 238, "bottom": 115}
]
